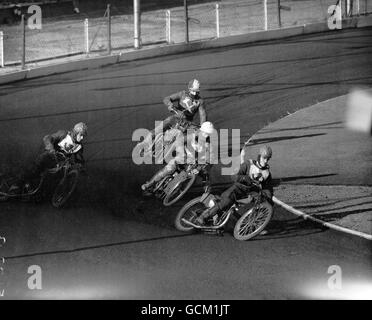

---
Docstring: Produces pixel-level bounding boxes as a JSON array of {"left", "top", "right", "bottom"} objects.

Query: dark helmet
[
  {"left": 259, "top": 145, "right": 272, "bottom": 159},
  {"left": 73, "top": 122, "right": 88, "bottom": 136}
]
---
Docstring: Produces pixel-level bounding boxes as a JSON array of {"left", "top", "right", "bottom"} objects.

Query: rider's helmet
[
  {"left": 200, "top": 121, "right": 214, "bottom": 136},
  {"left": 259, "top": 145, "right": 272, "bottom": 159},
  {"left": 188, "top": 79, "right": 200, "bottom": 98},
  {"left": 72, "top": 122, "right": 88, "bottom": 142}
]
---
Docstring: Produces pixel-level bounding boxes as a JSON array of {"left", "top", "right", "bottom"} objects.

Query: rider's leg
[
  {"left": 195, "top": 185, "right": 236, "bottom": 225},
  {"left": 219, "top": 184, "right": 247, "bottom": 208},
  {"left": 10, "top": 152, "right": 56, "bottom": 194},
  {"left": 22, "top": 152, "right": 56, "bottom": 189},
  {"left": 24, "top": 152, "right": 56, "bottom": 180},
  {"left": 162, "top": 115, "right": 177, "bottom": 132},
  {"left": 141, "top": 159, "right": 177, "bottom": 191},
  {"left": 195, "top": 203, "right": 220, "bottom": 225},
  {"left": 200, "top": 164, "right": 212, "bottom": 186},
  {"left": 196, "top": 184, "right": 247, "bottom": 225}
]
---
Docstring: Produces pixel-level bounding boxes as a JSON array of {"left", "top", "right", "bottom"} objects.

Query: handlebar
[
  {"left": 169, "top": 107, "right": 200, "bottom": 128},
  {"left": 252, "top": 180, "right": 262, "bottom": 189},
  {"left": 51, "top": 151, "right": 77, "bottom": 169},
  {"left": 170, "top": 107, "right": 184, "bottom": 117},
  {"left": 187, "top": 163, "right": 208, "bottom": 175},
  {"left": 55, "top": 151, "right": 66, "bottom": 157},
  {"left": 52, "top": 150, "right": 67, "bottom": 161}
]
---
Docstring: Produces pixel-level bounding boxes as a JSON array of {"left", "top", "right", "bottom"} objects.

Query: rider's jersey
[
  {"left": 43, "top": 130, "right": 83, "bottom": 158},
  {"left": 58, "top": 134, "right": 82, "bottom": 154},
  {"left": 248, "top": 159, "right": 270, "bottom": 182},
  {"left": 163, "top": 90, "right": 207, "bottom": 124},
  {"left": 235, "top": 159, "right": 273, "bottom": 198}
]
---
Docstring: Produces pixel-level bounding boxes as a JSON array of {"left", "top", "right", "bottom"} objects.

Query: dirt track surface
[
  {"left": 275, "top": 184, "right": 372, "bottom": 234},
  {"left": 245, "top": 94, "right": 372, "bottom": 186},
  {"left": 0, "top": 28, "right": 372, "bottom": 299},
  {"left": 242, "top": 93, "right": 372, "bottom": 235}
]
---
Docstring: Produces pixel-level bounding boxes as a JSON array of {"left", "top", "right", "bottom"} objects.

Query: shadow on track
[
  {"left": 253, "top": 216, "right": 327, "bottom": 241},
  {"left": 272, "top": 173, "right": 338, "bottom": 185},
  {"left": 258, "top": 121, "right": 343, "bottom": 133},
  {"left": 249, "top": 133, "right": 327, "bottom": 145},
  {"left": 4, "top": 233, "right": 197, "bottom": 261}
]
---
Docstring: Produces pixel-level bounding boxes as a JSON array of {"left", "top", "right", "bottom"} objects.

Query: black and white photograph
[{"left": 0, "top": 0, "right": 371, "bottom": 304}]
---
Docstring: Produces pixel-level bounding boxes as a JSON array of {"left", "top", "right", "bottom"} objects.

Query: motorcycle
[
  {"left": 139, "top": 108, "right": 204, "bottom": 206},
  {"left": 0, "top": 151, "right": 83, "bottom": 209},
  {"left": 140, "top": 108, "right": 199, "bottom": 162},
  {"left": 174, "top": 183, "right": 274, "bottom": 240},
  {"left": 148, "top": 163, "right": 208, "bottom": 207}
]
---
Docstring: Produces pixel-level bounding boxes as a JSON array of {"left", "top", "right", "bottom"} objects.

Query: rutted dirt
[{"left": 275, "top": 184, "right": 372, "bottom": 235}]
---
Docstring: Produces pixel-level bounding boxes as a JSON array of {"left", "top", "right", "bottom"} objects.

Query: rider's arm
[
  {"left": 200, "top": 166, "right": 211, "bottom": 188},
  {"left": 74, "top": 153, "right": 85, "bottom": 164},
  {"left": 235, "top": 161, "right": 254, "bottom": 185},
  {"left": 203, "top": 140, "right": 215, "bottom": 167},
  {"left": 163, "top": 91, "right": 183, "bottom": 111},
  {"left": 43, "top": 130, "right": 67, "bottom": 152},
  {"left": 173, "top": 139, "right": 186, "bottom": 165},
  {"left": 240, "top": 139, "right": 253, "bottom": 164},
  {"left": 261, "top": 173, "right": 274, "bottom": 200},
  {"left": 198, "top": 99, "right": 207, "bottom": 124},
  {"left": 73, "top": 145, "right": 85, "bottom": 164}
]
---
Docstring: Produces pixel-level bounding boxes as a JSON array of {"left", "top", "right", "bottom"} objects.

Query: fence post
[
  {"left": 264, "top": 0, "right": 268, "bottom": 30},
  {"left": 346, "top": 0, "right": 352, "bottom": 16},
  {"left": 277, "top": 0, "right": 282, "bottom": 28},
  {"left": 21, "top": 14, "right": 26, "bottom": 69},
  {"left": 134, "top": 0, "right": 141, "bottom": 49},
  {"left": 84, "top": 18, "right": 89, "bottom": 54},
  {"left": 107, "top": 4, "right": 111, "bottom": 54},
  {"left": 184, "top": 0, "right": 189, "bottom": 43},
  {"left": 215, "top": 4, "right": 220, "bottom": 38},
  {"left": 166, "top": 10, "right": 171, "bottom": 44},
  {"left": 0, "top": 31, "right": 4, "bottom": 68},
  {"left": 338, "top": 0, "right": 343, "bottom": 20}
]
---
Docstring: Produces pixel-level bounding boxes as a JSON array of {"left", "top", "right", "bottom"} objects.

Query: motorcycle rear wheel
[{"left": 174, "top": 196, "right": 205, "bottom": 232}]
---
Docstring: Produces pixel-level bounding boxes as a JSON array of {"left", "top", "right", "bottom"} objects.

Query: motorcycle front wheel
[
  {"left": 51, "top": 169, "right": 79, "bottom": 208},
  {"left": 233, "top": 201, "right": 273, "bottom": 241},
  {"left": 163, "top": 174, "right": 196, "bottom": 206}
]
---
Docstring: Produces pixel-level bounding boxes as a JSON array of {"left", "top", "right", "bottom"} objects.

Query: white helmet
[
  {"left": 200, "top": 121, "right": 214, "bottom": 135},
  {"left": 188, "top": 79, "right": 200, "bottom": 92}
]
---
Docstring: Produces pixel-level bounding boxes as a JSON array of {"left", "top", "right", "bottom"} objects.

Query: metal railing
[{"left": 0, "top": 0, "right": 370, "bottom": 69}]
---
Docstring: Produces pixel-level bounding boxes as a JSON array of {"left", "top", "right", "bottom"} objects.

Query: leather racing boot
[
  {"left": 195, "top": 204, "right": 220, "bottom": 226},
  {"left": 141, "top": 168, "right": 171, "bottom": 194}
]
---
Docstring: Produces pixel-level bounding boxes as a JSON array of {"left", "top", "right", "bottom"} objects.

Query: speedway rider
[
  {"left": 141, "top": 121, "right": 215, "bottom": 194},
  {"left": 139, "top": 79, "right": 207, "bottom": 149},
  {"left": 195, "top": 145, "right": 274, "bottom": 226},
  {"left": 10, "top": 122, "right": 87, "bottom": 194}
]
